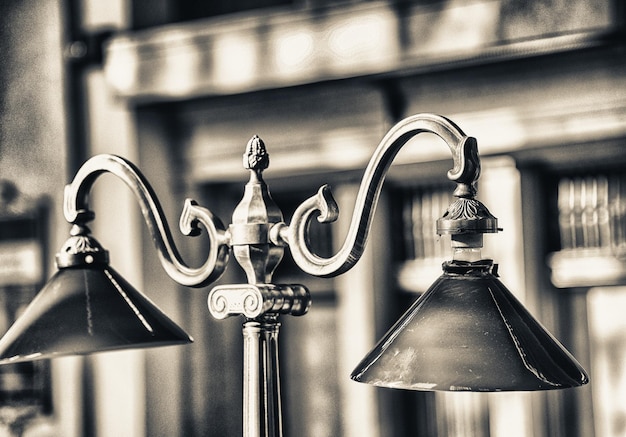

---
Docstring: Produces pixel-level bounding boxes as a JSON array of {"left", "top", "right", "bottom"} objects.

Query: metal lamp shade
[
  {"left": 351, "top": 260, "right": 589, "bottom": 391},
  {"left": 0, "top": 266, "right": 192, "bottom": 364}
]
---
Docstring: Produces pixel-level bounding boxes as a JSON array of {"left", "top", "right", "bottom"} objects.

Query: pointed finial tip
[{"left": 243, "top": 135, "right": 270, "bottom": 171}]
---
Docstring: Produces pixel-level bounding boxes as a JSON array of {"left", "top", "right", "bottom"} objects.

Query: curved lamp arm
[
  {"left": 282, "top": 113, "right": 480, "bottom": 277},
  {"left": 64, "top": 154, "right": 230, "bottom": 287}
]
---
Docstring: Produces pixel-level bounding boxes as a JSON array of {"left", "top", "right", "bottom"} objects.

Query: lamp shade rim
[{"left": 0, "top": 336, "right": 193, "bottom": 365}]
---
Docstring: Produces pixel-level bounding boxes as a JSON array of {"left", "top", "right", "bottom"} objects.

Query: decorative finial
[{"left": 243, "top": 135, "right": 270, "bottom": 171}]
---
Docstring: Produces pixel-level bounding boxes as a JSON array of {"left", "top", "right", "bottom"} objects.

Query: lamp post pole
[{"left": 207, "top": 135, "right": 311, "bottom": 437}]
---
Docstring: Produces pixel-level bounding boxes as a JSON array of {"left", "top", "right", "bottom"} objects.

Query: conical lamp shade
[
  {"left": 0, "top": 266, "right": 193, "bottom": 364},
  {"left": 351, "top": 260, "right": 588, "bottom": 391}
]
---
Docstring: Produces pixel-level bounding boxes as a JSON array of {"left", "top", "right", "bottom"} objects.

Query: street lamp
[{"left": 0, "top": 113, "right": 588, "bottom": 436}]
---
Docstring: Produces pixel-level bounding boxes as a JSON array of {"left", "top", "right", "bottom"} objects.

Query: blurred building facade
[{"left": 2, "top": 0, "right": 626, "bottom": 436}]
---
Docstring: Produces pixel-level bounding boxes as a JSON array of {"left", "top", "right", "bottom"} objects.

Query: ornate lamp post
[{"left": 0, "top": 114, "right": 588, "bottom": 437}]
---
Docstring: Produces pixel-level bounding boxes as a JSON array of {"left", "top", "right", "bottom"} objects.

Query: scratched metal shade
[
  {"left": 351, "top": 260, "right": 589, "bottom": 391},
  {"left": 0, "top": 232, "right": 192, "bottom": 364}
]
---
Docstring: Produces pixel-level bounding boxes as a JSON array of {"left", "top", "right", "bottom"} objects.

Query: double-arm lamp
[{"left": 0, "top": 114, "right": 588, "bottom": 436}]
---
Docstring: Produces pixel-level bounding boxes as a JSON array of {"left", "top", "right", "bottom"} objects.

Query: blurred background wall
[
  {"left": 0, "top": 3, "right": 73, "bottom": 434},
  {"left": 1, "top": 1, "right": 626, "bottom": 437}
]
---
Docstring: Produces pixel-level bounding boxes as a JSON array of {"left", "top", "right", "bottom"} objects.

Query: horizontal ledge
[
  {"left": 549, "top": 248, "right": 626, "bottom": 288},
  {"left": 103, "top": 0, "right": 614, "bottom": 102}
]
